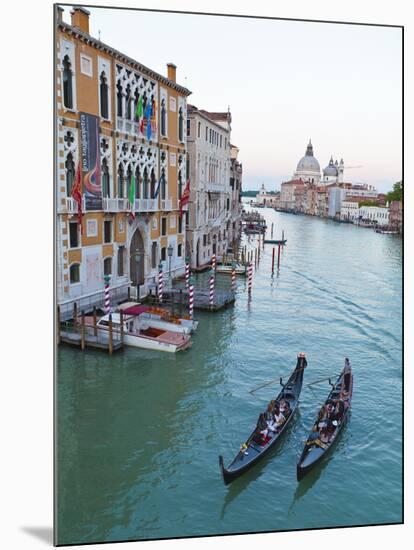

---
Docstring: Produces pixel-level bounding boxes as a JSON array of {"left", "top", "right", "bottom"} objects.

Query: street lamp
[{"left": 167, "top": 244, "right": 174, "bottom": 284}]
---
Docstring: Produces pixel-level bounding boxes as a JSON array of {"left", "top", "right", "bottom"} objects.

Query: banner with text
[{"left": 80, "top": 112, "right": 102, "bottom": 210}]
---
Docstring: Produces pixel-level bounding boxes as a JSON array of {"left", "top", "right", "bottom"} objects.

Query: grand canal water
[{"left": 57, "top": 206, "right": 402, "bottom": 545}]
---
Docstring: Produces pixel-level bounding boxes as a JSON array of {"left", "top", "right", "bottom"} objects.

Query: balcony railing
[
  {"left": 117, "top": 117, "right": 157, "bottom": 141},
  {"left": 160, "top": 198, "right": 172, "bottom": 211},
  {"left": 102, "top": 197, "right": 129, "bottom": 212},
  {"left": 58, "top": 196, "right": 85, "bottom": 214},
  {"left": 134, "top": 198, "right": 158, "bottom": 212}
]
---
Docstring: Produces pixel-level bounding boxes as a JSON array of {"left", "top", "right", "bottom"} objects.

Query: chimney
[
  {"left": 56, "top": 5, "right": 64, "bottom": 23},
  {"left": 71, "top": 6, "right": 90, "bottom": 34},
  {"left": 167, "top": 63, "right": 177, "bottom": 83}
]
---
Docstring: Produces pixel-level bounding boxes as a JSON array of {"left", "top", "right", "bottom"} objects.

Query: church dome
[
  {"left": 323, "top": 156, "right": 338, "bottom": 177},
  {"left": 296, "top": 140, "right": 320, "bottom": 174}
]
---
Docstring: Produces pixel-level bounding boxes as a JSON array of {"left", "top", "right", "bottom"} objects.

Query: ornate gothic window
[
  {"left": 117, "top": 163, "right": 124, "bottom": 198},
  {"left": 102, "top": 157, "right": 110, "bottom": 198},
  {"left": 150, "top": 169, "right": 156, "bottom": 199},
  {"left": 100, "top": 72, "right": 109, "bottom": 119},
  {"left": 126, "top": 164, "right": 132, "bottom": 198},
  {"left": 161, "top": 168, "right": 166, "bottom": 200},
  {"left": 125, "top": 85, "right": 132, "bottom": 120},
  {"left": 62, "top": 55, "right": 73, "bottom": 109},
  {"left": 161, "top": 99, "right": 166, "bottom": 136},
  {"left": 178, "top": 107, "right": 184, "bottom": 142},
  {"left": 135, "top": 165, "right": 141, "bottom": 198},
  {"left": 142, "top": 167, "right": 149, "bottom": 199},
  {"left": 116, "top": 80, "right": 123, "bottom": 117},
  {"left": 134, "top": 90, "right": 140, "bottom": 121},
  {"left": 65, "top": 152, "right": 75, "bottom": 196}
]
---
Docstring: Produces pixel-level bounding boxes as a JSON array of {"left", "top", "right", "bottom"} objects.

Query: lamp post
[{"left": 167, "top": 244, "right": 173, "bottom": 286}]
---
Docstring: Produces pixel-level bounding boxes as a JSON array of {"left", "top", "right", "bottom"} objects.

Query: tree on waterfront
[{"left": 386, "top": 181, "right": 403, "bottom": 202}]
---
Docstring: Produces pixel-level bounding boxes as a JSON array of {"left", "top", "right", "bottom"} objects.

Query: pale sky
[{"left": 60, "top": 6, "right": 402, "bottom": 192}]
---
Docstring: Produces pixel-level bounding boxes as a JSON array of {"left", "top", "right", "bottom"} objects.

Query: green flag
[
  {"left": 135, "top": 96, "right": 143, "bottom": 119},
  {"left": 128, "top": 173, "right": 136, "bottom": 219}
]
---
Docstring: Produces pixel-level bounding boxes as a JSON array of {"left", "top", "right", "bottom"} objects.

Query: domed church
[
  {"left": 293, "top": 139, "right": 344, "bottom": 185},
  {"left": 293, "top": 139, "right": 321, "bottom": 184}
]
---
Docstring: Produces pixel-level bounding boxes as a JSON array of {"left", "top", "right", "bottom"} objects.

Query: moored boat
[
  {"left": 117, "top": 302, "right": 198, "bottom": 334},
  {"left": 296, "top": 358, "right": 353, "bottom": 481},
  {"left": 219, "top": 353, "right": 307, "bottom": 485},
  {"left": 216, "top": 262, "right": 247, "bottom": 275},
  {"left": 264, "top": 239, "right": 287, "bottom": 245},
  {"left": 91, "top": 313, "right": 192, "bottom": 352}
]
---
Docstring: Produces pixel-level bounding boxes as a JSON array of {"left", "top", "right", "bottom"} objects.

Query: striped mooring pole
[
  {"left": 104, "top": 274, "right": 111, "bottom": 314},
  {"left": 158, "top": 264, "right": 164, "bottom": 303},
  {"left": 211, "top": 254, "right": 216, "bottom": 270},
  {"left": 188, "top": 278, "right": 194, "bottom": 319},
  {"left": 231, "top": 266, "right": 236, "bottom": 292},
  {"left": 185, "top": 261, "right": 190, "bottom": 289},
  {"left": 209, "top": 273, "right": 215, "bottom": 307},
  {"left": 247, "top": 262, "right": 253, "bottom": 294}
]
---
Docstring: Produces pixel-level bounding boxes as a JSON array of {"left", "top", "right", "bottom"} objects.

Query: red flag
[
  {"left": 71, "top": 161, "right": 83, "bottom": 234},
  {"left": 179, "top": 179, "right": 190, "bottom": 218}
]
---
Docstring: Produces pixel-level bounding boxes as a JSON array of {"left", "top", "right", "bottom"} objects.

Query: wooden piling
[
  {"left": 271, "top": 223, "right": 274, "bottom": 238},
  {"left": 272, "top": 247, "right": 275, "bottom": 275},
  {"left": 119, "top": 310, "right": 124, "bottom": 345},
  {"left": 57, "top": 305, "right": 61, "bottom": 345},
  {"left": 80, "top": 310, "right": 85, "bottom": 351},
  {"left": 179, "top": 289, "right": 183, "bottom": 317},
  {"left": 93, "top": 306, "right": 98, "bottom": 337},
  {"left": 73, "top": 302, "right": 78, "bottom": 329},
  {"left": 108, "top": 313, "right": 113, "bottom": 356},
  {"left": 277, "top": 244, "right": 281, "bottom": 270}
]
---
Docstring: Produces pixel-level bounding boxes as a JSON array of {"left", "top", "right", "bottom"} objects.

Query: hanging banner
[{"left": 79, "top": 112, "right": 102, "bottom": 210}]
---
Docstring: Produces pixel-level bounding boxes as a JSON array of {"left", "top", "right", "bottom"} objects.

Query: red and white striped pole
[
  {"left": 188, "top": 279, "right": 194, "bottom": 319},
  {"left": 209, "top": 274, "right": 215, "bottom": 307},
  {"left": 247, "top": 262, "right": 253, "bottom": 295},
  {"left": 211, "top": 254, "right": 216, "bottom": 270},
  {"left": 158, "top": 266, "right": 164, "bottom": 303},
  {"left": 231, "top": 266, "right": 236, "bottom": 292},
  {"left": 104, "top": 275, "right": 111, "bottom": 314},
  {"left": 185, "top": 262, "right": 190, "bottom": 289}
]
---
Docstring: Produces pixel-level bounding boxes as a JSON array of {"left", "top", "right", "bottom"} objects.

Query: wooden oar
[
  {"left": 249, "top": 364, "right": 307, "bottom": 394},
  {"left": 306, "top": 376, "right": 333, "bottom": 388}
]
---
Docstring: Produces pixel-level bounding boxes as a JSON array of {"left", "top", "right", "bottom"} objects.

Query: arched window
[
  {"left": 69, "top": 263, "right": 80, "bottom": 284},
  {"left": 100, "top": 72, "right": 109, "bottom": 119},
  {"left": 161, "top": 99, "right": 166, "bottom": 136},
  {"left": 134, "top": 90, "right": 140, "bottom": 121},
  {"left": 135, "top": 165, "right": 141, "bottom": 198},
  {"left": 103, "top": 257, "right": 112, "bottom": 276},
  {"left": 125, "top": 85, "right": 132, "bottom": 120},
  {"left": 62, "top": 55, "right": 73, "bottom": 109},
  {"left": 150, "top": 169, "right": 156, "bottom": 199},
  {"left": 116, "top": 80, "right": 123, "bottom": 117},
  {"left": 161, "top": 169, "right": 166, "bottom": 200},
  {"left": 126, "top": 164, "right": 132, "bottom": 198},
  {"left": 178, "top": 107, "right": 184, "bottom": 142},
  {"left": 142, "top": 167, "right": 149, "bottom": 199},
  {"left": 117, "top": 163, "right": 124, "bottom": 198},
  {"left": 102, "top": 158, "right": 110, "bottom": 198},
  {"left": 178, "top": 171, "right": 183, "bottom": 199},
  {"left": 65, "top": 152, "right": 75, "bottom": 196}
]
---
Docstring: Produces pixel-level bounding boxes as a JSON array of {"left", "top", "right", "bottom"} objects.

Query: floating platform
[
  {"left": 59, "top": 328, "right": 123, "bottom": 353},
  {"left": 264, "top": 239, "right": 287, "bottom": 245},
  {"left": 163, "top": 288, "right": 235, "bottom": 311}
]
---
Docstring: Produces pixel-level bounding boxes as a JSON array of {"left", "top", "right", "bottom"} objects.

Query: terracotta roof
[{"left": 282, "top": 179, "right": 306, "bottom": 186}]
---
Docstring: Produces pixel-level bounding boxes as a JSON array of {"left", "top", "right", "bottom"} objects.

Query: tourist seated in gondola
[
  {"left": 317, "top": 405, "right": 328, "bottom": 429},
  {"left": 333, "top": 399, "right": 345, "bottom": 421},
  {"left": 279, "top": 398, "right": 291, "bottom": 418},
  {"left": 254, "top": 413, "right": 270, "bottom": 442},
  {"left": 319, "top": 428, "right": 331, "bottom": 445},
  {"left": 272, "top": 403, "right": 286, "bottom": 430}
]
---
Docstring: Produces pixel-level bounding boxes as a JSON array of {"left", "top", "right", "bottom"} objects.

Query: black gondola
[
  {"left": 219, "top": 353, "right": 307, "bottom": 485},
  {"left": 296, "top": 358, "right": 353, "bottom": 481}
]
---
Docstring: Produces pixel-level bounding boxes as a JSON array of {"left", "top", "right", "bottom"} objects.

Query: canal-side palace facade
[{"left": 56, "top": 7, "right": 243, "bottom": 316}]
